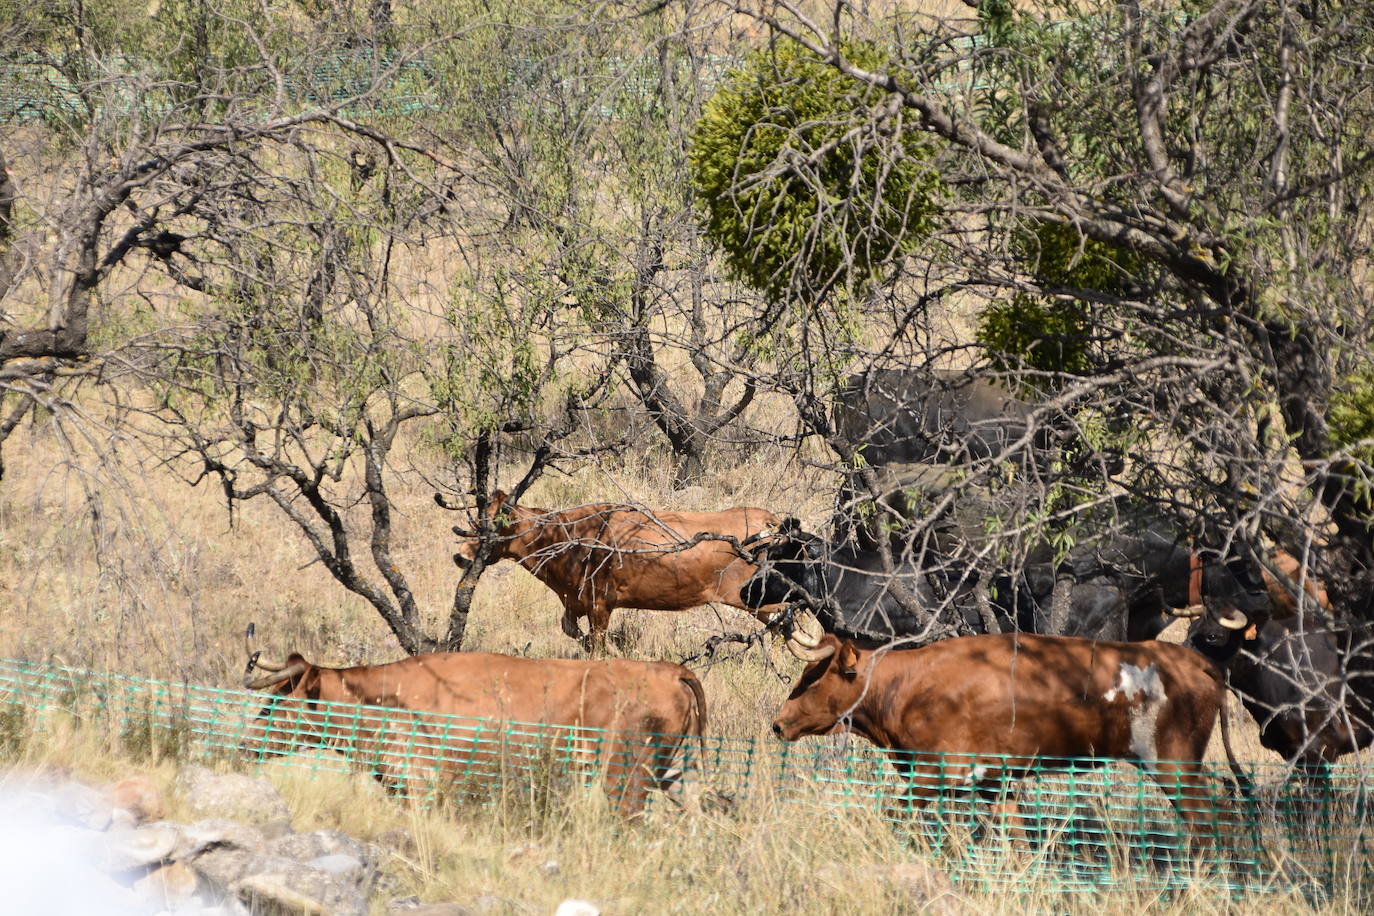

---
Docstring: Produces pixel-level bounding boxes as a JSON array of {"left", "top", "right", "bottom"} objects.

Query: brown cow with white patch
[
  {"left": 241, "top": 640, "right": 707, "bottom": 817},
  {"left": 773, "top": 618, "right": 1243, "bottom": 841},
  {"left": 453, "top": 490, "right": 782, "bottom": 649}
]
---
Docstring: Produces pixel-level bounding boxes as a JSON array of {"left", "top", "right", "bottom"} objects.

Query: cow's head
[
  {"left": 243, "top": 650, "right": 317, "bottom": 696},
  {"left": 771, "top": 626, "right": 873, "bottom": 740},
  {"left": 739, "top": 517, "right": 829, "bottom": 609},
  {"left": 238, "top": 642, "right": 333, "bottom": 759},
  {"left": 1162, "top": 547, "right": 1268, "bottom": 657},
  {"left": 1184, "top": 604, "right": 1259, "bottom": 663},
  {"left": 452, "top": 488, "right": 516, "bottom": 567}
]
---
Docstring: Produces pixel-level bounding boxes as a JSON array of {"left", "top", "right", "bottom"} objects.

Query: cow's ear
[
  {"left": 778, "top": 516, "right": 802, "bottom": 535},
  {"left": 837, "top": 642, "right": 861, "bottom": 678}
]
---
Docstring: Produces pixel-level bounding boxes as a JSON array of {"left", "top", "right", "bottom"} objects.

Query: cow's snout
[{"left": 771, "top": 720, "right": 785, "bottom": 739}]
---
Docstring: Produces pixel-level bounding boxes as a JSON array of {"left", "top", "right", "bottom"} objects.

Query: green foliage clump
[
  {"left": 688, "top": 39, "right": 943, "bottom": 302},
  {"left": 1328, "top": 367, "right": 1374, "bottom": 465},
  {"left": 978, "top": 220, "right": 1143, "bottom": 380}
]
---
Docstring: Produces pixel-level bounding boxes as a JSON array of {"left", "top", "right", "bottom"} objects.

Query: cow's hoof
[{"left": 560, "top": 615, "right": 582, "bottom": 640}]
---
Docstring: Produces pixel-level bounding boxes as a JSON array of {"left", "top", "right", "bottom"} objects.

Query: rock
[
  {"left": 259, "top": 818, "right": 295, "bottom": 840},
  {"left": 51, "top": 780, "right": 115, "bottom": 830},
  {"left": 99, "top": 821, "right": 182, "bottom": 872},
  {"left": 266, "top": 828, "right": 371, "bottom": 866},
  {"left": 185, "top": 845, "right": 258, "bottom": 891},
  {"left": 539, "top": 859, "right": 560, "bottom": 876},
  {"left": 105, "top": 776, "right": 166, "bottom": 824},
  {"left": 389, "top": 904, "right": 474, "bottom": 916},
  {"left": 172, "top": 818, "right": 270, "bottom": 892},
  {"left": 232, "top": 856, "right": 368, "bottom": 916},
  {"left": 133, "top": 860, "right": 201, "bottom": 907},
  {"left": 471, "top": 895, "right": 518, "bottom": 914},
  {"left": 174, "top": 818, "right": 268, "bottom": 860},
  {"left": 177, "top": 766, "right": 290, "bottom": 825},
  {"left": 307, "top": 853, "right": 366, "bottom": 879},
  {"left": 553, "top": 900, "right": 600, "bottom": 916}
]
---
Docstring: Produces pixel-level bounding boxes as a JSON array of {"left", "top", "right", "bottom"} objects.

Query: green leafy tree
[{"left": 718, "top": 0, "right": 1374, "bottom": 621}]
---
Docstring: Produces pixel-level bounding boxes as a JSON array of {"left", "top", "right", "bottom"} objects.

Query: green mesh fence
[{"left": 0, "top": 656, "right": 1370, "bottom": 899}]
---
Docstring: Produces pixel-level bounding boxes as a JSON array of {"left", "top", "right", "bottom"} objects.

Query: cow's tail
[{"left": 680, "top": 671, "right": 709, "bottom": 774}]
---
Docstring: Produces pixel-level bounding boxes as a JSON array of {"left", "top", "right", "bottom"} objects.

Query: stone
[
  {"left": 389, "top": 904, "right": 474, "bottom": 916},
  {"left": 185, "top": 845, "right": 258, "bottom": 891},
  {"left": 105, "top": 776, "right": 167, "bottom": 824},
  {"left": 51, "top": 780, "right": 115, "bottom": 830},
  {"left": 174, "top": 818, "right": 269, "bottom": 860},
  {"left": 553, "top": 900, "right": 600, "bottom": 916},
  {"left": 539, "top": 859, "right": 560, "bottom": 876},
  {"left": 172, "top": 817, "right": 271, "bottom": 893},
  {"left": 133, "top": 860, "right": 201, "bottom": 907},
  {"left": 232, "top": 855, "right": 368, "bottom": 916},
  {"left": 99, "top": 821, "right": 182, "bottom": 872},
  {"left": 307, "top": 853, "right": 366, "bottom": 879},
  {"left": 265, "top": 828, "right": 370, "bottom": 866},
  {"left": 176, "top": 766, "right": 290, "bottom": 824}
]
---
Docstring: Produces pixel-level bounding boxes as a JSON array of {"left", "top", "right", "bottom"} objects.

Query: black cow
[
  {"left": 833, "top": 368, "right": 1047, "bottom": 468},
  {"left": 743, "top": 511, "right": 1272, "bottom": 645},
  {"left": 1187, "top": 574, "right": 1374, "bottom": 777},
  {"left": 817, "top": 464, "right": 1269, "bottom": 642},
  {"left": 742, "top": 521, "right": 1141, "bottom": 644}
]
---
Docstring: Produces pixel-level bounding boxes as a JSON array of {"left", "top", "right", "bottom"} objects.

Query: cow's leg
[
  {"left": 586, "top": 602, "right": 613, "bottom": 656},
  {"left": 559, "top": 600, "right": 585, "bottom": 640},
  {"left": 1148, "top": 761, "right": 1243, "bottom": 862},
  {"left": 600, "top": 735, "right": 656, "bottom": 819}
]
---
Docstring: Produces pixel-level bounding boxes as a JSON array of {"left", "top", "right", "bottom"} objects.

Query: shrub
[{"left": 689, "top": 38, "right": 943, "bottom": 302}]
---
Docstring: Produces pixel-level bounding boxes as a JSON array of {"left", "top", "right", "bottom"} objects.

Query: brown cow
[
  {"left": 772, "top": 619, "right": 1243, "bottom": 842},
  {"left": 241, "top": 642, "right": 707, "bottom": 817},
  {"left": 453, "top": 490, "right": 782, "bottom": 649}
]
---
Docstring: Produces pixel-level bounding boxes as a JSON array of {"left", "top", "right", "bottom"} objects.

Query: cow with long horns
[
  {"left": 240, "top": 628, "right": 708, "bottom": 816},
  {"left": 451, "top": 489, "right": 782, "bottom": 650},
  {"left": 772, "top": 614, "right": 1246, "bottom": 842},
  {"left": 1181, "top": 552, "right": 1374, "bottom": 779}
]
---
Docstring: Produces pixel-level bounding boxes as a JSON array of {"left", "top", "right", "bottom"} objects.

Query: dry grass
[{"left": 1, "top": 714, "right": 1356, "bottom": 916}]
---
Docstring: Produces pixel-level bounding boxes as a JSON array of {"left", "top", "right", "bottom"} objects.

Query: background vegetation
[{"left": 2, "top": 0, "right": 1373, "bottom": 910}]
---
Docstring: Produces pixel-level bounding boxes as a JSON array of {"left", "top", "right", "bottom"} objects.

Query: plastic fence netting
[{"left": 0, "top": 656, "right": 1370, "bottom": 898}]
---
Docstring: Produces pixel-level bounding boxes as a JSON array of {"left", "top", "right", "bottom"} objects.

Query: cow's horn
[
  {"left": 784, "top": 611, "right": 833, "bottom": 661},
  {"left": 790, "top": 610, "right": 825, "bottom": 649},
  {"left": 785, "top": 636, "right": 837, "bottom": 663},
  {"left": 452, "top": 525, "right": 476, "bottom": 537},
  {"left": 1167, "top": 604, "right": 1206, "bottom": 618},
  {"left": 741, "top": 528, "right": 775, "bottom": 549},
  {"left": 1217, "top": 608, "right": 1249, "bottom": 631},
  {"left": 244, "top": 661, "right": 308, "bottom": 690},
  {"left": 243, "top": 622, "right": 288, "bottom": 673}
]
